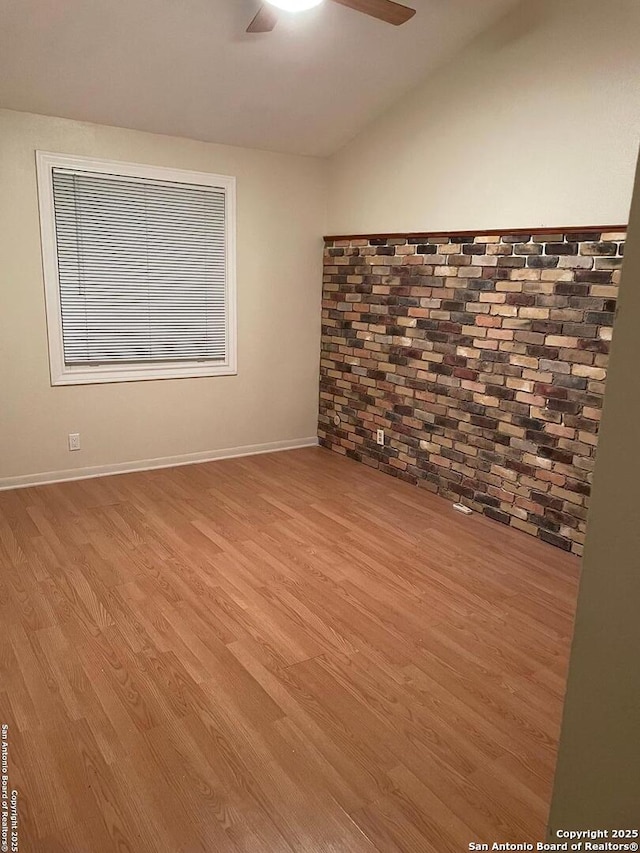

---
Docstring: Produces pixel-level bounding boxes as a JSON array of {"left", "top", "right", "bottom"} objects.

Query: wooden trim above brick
[{"left": 323, "top": 225, "right": 628, "bottom": 242}]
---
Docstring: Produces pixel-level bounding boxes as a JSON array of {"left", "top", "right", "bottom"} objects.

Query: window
[{"left": 36, "top": 152, "right": 236, "bottom": 385}]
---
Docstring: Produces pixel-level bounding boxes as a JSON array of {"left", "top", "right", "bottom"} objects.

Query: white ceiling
[{"left": 0, "top": 0, "right": 519, "bottom": 157}]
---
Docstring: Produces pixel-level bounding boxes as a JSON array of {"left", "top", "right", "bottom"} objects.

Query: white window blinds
[{"left": 51, "top": 168, "right": 229, "bottom": 366}]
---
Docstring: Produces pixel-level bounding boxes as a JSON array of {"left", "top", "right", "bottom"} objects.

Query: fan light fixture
[
  {"left": 248, "top": 0, "right": 415, "bottom": 33},
  {"left": 265, "top": 0, "right": 323, "bottom": 11}
]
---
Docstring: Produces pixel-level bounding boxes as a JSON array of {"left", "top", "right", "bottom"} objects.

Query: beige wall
[
  {"left": 0, "top": 109, "right": 326, "bottom": 483},
  {"left": 547, "top": 150, "right": 640, "bottom": 829},
  {"left": 327, "top": 0, "right": 640, "bottom": 235}
]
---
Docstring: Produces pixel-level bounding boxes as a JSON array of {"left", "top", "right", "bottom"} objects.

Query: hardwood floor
[{"left": 0, "top": 447, "right": 579, "bottom": 852}]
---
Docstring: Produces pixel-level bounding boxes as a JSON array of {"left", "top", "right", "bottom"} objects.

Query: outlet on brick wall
[{"left": 318, "top": 228, "right": 626, "bottom": 556}]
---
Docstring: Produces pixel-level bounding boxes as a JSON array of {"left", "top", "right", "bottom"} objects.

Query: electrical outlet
[
  {"left": 68, "top": 433, "right": 81, "bottom": 451},
  {"left": 376, "top": 428, "right": 385, "bottom": 446}
]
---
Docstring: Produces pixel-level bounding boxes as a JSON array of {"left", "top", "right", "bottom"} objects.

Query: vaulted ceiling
[{"left": 0, "top": 0, "right": 519, "bottom": 156}]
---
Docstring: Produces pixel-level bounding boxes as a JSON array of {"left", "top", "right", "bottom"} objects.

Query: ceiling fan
[{"left": 247, "top": 0, "right": 417, "bottom": 33}]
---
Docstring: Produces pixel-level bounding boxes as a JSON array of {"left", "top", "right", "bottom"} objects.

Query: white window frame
[{"left": 36, "top": 151, "right": 237, "bottom": 386}]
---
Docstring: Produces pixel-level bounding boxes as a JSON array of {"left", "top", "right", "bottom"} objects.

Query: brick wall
[{"left": 319, "top": 228, "right": 626, "bottom": 556}]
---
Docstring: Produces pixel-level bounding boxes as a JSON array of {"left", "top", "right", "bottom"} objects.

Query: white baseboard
[{"left": 0, "top": 436, "right": 319, "bottom": 491}]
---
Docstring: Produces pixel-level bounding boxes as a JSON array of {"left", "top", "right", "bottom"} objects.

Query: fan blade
[
  {"left": 330, "top": 0, "right": 415, "bottom": 25},
  {"left": 247, "top": 5, "right": 278, "bottom": 32}
]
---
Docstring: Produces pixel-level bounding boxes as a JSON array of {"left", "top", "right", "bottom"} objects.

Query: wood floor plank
[{"left": 0, "top": 447, "right": 579, "bottom": 851}]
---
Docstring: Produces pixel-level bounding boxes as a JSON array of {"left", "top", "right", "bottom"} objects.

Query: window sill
[{"left": 50, "top": 360, "right": 237, "bottom": 386}]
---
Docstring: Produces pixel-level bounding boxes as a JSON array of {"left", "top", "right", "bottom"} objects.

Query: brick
[
  {"left": 559, "top": 255, "right": 593, "bottom": 269},
  {"left": 555, "top": 283, "right": 589, "bottom": 296},
  {"left": 575, "top": 270, "right": 613, "bottom": 284},
  {"left": 511, "top": 269, "right": 542, "bottom": 281},
  {"left": 507, "top": 377, "right": 534, "bottom": 392},
  {"left": 520, "top": 307, "right": 550, "bottom": 320},
  {"left": 506, "top": 293, "right": 536, "bottom": 307},
  {"left": 502, "top": 234, "right": 531, "bottom": 243},
  {"left": 476, "top": 315, "right": 502, "bottom": 327},
  {"left": 539, "top": 297, "right": 570, "bottom": 310},
  {"left": 580, "top": 242, "right": 618, "bottom": 256},
  {"left": 565, "top": 231, "right": 601, "bottom": 242},
  {"left": 562, "top": 323, "right": 597, "bottom": 338},
  {"left": 539, "top": 530, "right": 572, "bottom": 551},
  {"left": 511, "top": 355, "right": 540, "bottom": 369},
  {"left": 546, "top": 361, "right": 572, "bottom": 380},
  {"left": 545, "top": 336, "right": 579, "bottom": 348},
  {"left": 549, "top": 310, "right": 582, "bottom": 324},
  {"left": 571, "top": 364, "right": 606, "bottom": 380},
  {"left": 496, "top": 256, "right": 526, "bottom": 268},
  {"left": 546, "top": 398, "right": 580, "bottom": 414},
  {"left": 555, "top": 374, "right": 588, "bottom": 390},
  {"left": 534, "top": 383, "right": 568, "bottom": 399},
  {"left": 486, "top": 243, "right": 513, "bottom": 255},
  {"left": 595, "top": 257, "right": 623, "bottom": 270},
  {"left": 546, "top": 242, "right": 578, "bottom": 255},
  {"left": 484, "top": 507, "right": 511, "bottom": 525},
  {"left": 585, "top": 312, "right": 615, "bottom": 326},
  {"left": 514, "top": 243, "right": 542, "bottom": 255},
  {"left": 496, "top": 281, "right": 524, "bottom": 292},
  {"left": 511, "top": 518, "right": 539, "bottom": 536},
  {"left": 448, "top": 254, "right": 472, "bottom": 266},
  {"left": 582, "top": 407, "right": 602, "bottom": 421},
  {"left": 491, "top": 305, "right": 519, "bottom": 317}
]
